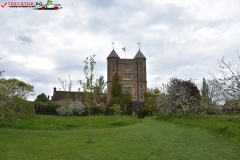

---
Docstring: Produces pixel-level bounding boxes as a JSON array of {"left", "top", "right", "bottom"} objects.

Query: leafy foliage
[
  {"left": 199, "top": 78, "right": 225, "bottom": 114},
  {"left": 158, "top": 78, "right": 201, "bottom": 116},
  {"left": 0, "top": 78, "right": 35, "bottom": 100},
  {"left": 107, "top": 72, "right": 132, "bottom": 110},
  {"left": 34, "top": 102, "right": 59, "bottom": 115},
  {"left": 0, "top": 78, "right": 35, "bottom": 121},
  {"left": 112, "top": 104, "right": 122, "bottom": 115},
  {"left": 35, "top": 93, "right": 49, "bottom": 103},
  {"left": 1, "top": 98, "right": 35, "bottom": 121},
  {"left": 144, "top": 87, "right": 161, "bottom": 111},
  {"left": 201, "top": 78, "right": 209, "bottom": 97},
  {"left": 95, "top": 75, "right": 106, "bottom": 93}
]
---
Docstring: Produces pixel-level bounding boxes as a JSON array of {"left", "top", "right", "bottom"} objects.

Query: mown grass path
[{"left": 0, "top": 117, "right": 239, "bottom": 160}]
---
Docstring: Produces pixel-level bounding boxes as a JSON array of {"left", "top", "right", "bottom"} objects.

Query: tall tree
[
  {"left": 201, "top": 78, "right": 209, "bottom": 97},
  {"left": 107, "top": 72, "right": 131, "bottom": 108},
  {"left": 0, "top": 78, "right": 35, "bottom": 100},
  {"left": 95, "top": 75, "right": 106, "bottom": 93},
  {"left": 108, "top": 72, "right": 122, "bottom": 105},
  {"left": 210, "top": 54, "right": 240, "bottom": 102},
  {"left": 200, "top": 78, "right": 224, "bottom": 106},
  {"left": 0, "top": 78, "right": 35, "bottom": 121},
  {"left": 35, "top": 93, "right": 49, "bottom": 102},
  {"left": 79, "top": 55, "right": 102, "bottom": 143},
  {"left": 57, "top": 75, "right": 74, "bottom": 120},
  {"left": 144, "top": 87, "right": 161, "bottom": 111}
]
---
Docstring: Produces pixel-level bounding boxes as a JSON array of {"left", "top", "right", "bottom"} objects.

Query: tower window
[
  {"left": 140, "top": 84, "right": 142, "bottom": 89},
  {"left": 125, "top": 63, "right": 130, "bottom": 69},
  {"left": 139, "top": 70, "right": 142, "bottom": 73},
  {"left": 124, "top": 74, "right": 132, "bottom": 80},
  {"left": 112, "top": 69, "right": 115, "bottom": 72},
  {"left": 124, "top": 87, "right": 132, "bottom": 94},
  {"left": 141, "top": 96, "right": 142, "bottom": 99}
]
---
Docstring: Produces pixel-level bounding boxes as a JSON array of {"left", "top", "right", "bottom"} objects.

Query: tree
[
  {"left": 111, "top": 72, "right": 123, "bottom": 98},
  {"left": 0, "top": 78, "right": 35, "bottom": 100},
  {"left": 199, "top": 78, "right": 224, "bottom": 114},
  {"left": 56, "top": 99, "right": 85, "bottom": 116},
  {"left": 95, "top": 75, "right": 106, "bottom": 93},
  {"left": 144, "top": 87, "right": 161, "bottom": 111},
  {"left": 201, "top": 78, "right": 209, "bottom": 97},
  {"left": 208, "top": 53, "right": 240, "bottom": 113},
  {"left": 35, "top": 93, "right": 49, "bottom": 103},
  {"left": 57, "top": 75, "right": 78, "bottom": 120},
  {"left": 79, "top": 55, "right": 103, "bottom": 143},
  {"left": 0, "top": 78, "right": 35, "bottom": 121},
  {"left": 107, "top": 72, "right": 131, "bottom": 111},
  {"left": 159, "top": 78, "right": 201, "bottom": 115},
  {"left": 210, "top": 54, "right": 240, "bottom": 103}
]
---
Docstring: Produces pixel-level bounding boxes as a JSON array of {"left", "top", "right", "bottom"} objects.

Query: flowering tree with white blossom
[{"left": 56, "top": 99, "right": 85, "bottom": 116}]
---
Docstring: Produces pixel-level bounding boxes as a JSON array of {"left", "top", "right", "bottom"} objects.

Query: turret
[{"left": 107, "top": 49, "right": 120, "bottom": 101}]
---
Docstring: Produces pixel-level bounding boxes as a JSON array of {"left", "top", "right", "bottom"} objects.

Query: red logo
[{"left": 1, "top": 2, "right": 7, "bottom": 8}]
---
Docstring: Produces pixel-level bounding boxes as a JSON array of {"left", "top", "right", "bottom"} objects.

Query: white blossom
[{"left": 56, "top": 99, "right": 85, "bottom": 116}]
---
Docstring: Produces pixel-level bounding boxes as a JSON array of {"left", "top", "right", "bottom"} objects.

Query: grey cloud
[{"left": 16, "top": 35, "right": 34, "bottom": 43}]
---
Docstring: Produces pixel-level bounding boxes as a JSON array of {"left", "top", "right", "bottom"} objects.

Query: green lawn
[
  {"left": 156, "top": 114, "right": 240, "bottom": 140},
  {"left": 0, "top": 115, "right": 239, "bottom": 160}
]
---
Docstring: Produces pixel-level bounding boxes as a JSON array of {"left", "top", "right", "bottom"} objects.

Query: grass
[
  {"left": 155, "top": 114, "right": 240, "bottom": 140},
  {"left": 0, "top": 115, "right": 240, "bottom": 159},
  {"left": 0, "top": 115, "right": 142, "bottom": 130}
]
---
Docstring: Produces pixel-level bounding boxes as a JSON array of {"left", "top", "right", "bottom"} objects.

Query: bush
[
  {"left": 0, "top": 98, "right": 35, "bottom": 121},
  {"left": 159, "top": 78, "right": 201, "bottom": 116},
  {"left": 34, "top": 104, "right": 59, "bottom": 115},
  {"left": 56, "top": 99, "right": 85, "bottom": 116},
  {"left": 91, "top": 106, "right": 102, "bottom": 115},
  {"left": 138, "top": 108, "right": 154, "bottom": 119},
  {"left": 104, "top": 107, "right": 114, "bottom": 115}
]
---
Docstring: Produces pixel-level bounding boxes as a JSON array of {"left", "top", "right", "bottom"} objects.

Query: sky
[{"left": 0, "top": 0, "right": 240, "bottom": 101}]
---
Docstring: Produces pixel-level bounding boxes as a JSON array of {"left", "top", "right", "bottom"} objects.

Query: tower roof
[
  {"left": 134, "top": 49, "right": 146, "bottom": 59},
  {"left": 107, "top": 49, "right": 120, "bottom": 59}
]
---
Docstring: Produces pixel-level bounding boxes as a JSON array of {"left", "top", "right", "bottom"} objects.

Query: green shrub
[
  {"left": 138, "top": 108, "right": 154, "bottom": 119},
  {"left": 103, "top": 107, "right": 114, "bottom": 115},
  {"left": 0, "top": 98, "right": 35, "bottom": 121},
  {"left": 34, "top": 104, "right": 59, "bottom": 115}
]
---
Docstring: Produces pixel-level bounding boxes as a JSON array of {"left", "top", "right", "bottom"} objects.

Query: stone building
[{"left": 107, "top": 48, "right": 147, "bottom": 102}]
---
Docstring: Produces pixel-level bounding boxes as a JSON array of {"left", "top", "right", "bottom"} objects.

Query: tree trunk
[{"left": 88, "top": 107, "right": 92, "bottom": 143}]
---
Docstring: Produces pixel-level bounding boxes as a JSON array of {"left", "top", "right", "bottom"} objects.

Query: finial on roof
[
  {"left": 111, "top": 42, "right": 115, "bottom": 49},
  {"left": 134, "top": 47, "right": 146, "bottom": 59},
  {"left": 137, "top": 42, "right": 141, "bottom": 50},
  {"left": 107, "top": 48, "right": 120, "bottom": 59}
]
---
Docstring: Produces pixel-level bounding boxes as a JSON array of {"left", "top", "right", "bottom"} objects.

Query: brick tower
[{"left": 107, "top": 48, "right": 147, "bottom": 102}]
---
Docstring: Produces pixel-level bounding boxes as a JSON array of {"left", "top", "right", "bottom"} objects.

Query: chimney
[
  {"left": 47, "top": 95, "right": 49, "bottom": 100},
  {"left": 53, "top": 87, "right": 57, "bottom": 99}
]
